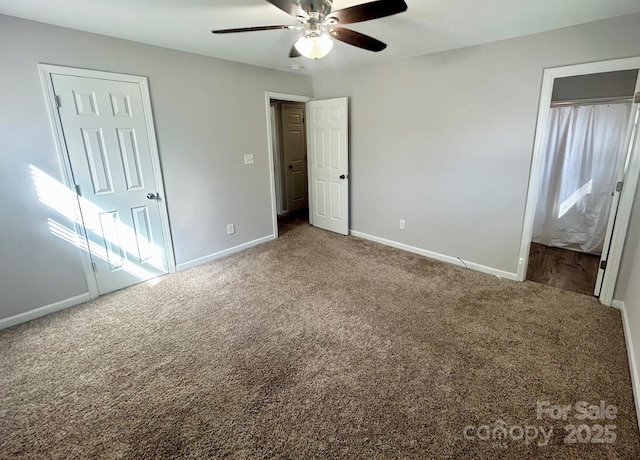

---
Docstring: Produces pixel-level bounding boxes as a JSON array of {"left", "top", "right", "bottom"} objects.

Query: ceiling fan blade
[
  {"left": 331, "top": 27, "right": 387, "bottom": 52},
  {"left": 212, "top": 25, "right": 292, "bottom": 34},
  {"left": 328, "top": 0, "right": 407, "bottom": 24},
  {"left": 265, "top": 0, "right": 307, "bottom": 18},
  {"left": 289, "top": 44, "right": 301, "bottom": 58}
]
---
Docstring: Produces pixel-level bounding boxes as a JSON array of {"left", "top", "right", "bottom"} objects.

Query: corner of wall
[{"left": 618, "top": 300, "right": 640, "bottom": 435}]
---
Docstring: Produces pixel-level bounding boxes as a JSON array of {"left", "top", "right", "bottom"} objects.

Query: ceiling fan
[{"left": 212, "top": 0, "right": 408, "bottom": 60}]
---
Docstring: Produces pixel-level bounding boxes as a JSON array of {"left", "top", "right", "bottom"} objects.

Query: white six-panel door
[
  {"left": 594, "top": 100, "right": 640, "bottom": 296},
  {"left": 307, "top": 98, "right": 349, "bottom": 235},
  {"left": 51, "top": 73, "right": 170, "bottom": 294}
]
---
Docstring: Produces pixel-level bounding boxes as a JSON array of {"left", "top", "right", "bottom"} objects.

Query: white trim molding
[
  {"left": 612, "top": 300, "right": 625, "bottom": 310},
  {"left": 617, "top": 300, "right": 640, "bottom": 435},
  {"left": 0, "top": 293, "right": 91, "bottom": 330},
  {"left": 264, "top": 91, "right": 313, "bottom": 239},
  {"left": 176, "top": 235, "right": 276, "bottom": 271},
  {"left": 517, "top": 56, "right": 640, "bottom": 307},
  {"left": 350, "top": 230, "right": 519, "bottom": 281}
]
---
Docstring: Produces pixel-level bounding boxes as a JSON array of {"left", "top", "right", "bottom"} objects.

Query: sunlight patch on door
[
  {"left": 99, "top": 211, "right": 126, "bottom": 271},
  {"left": 31, "top": 165, "right": 167, "bottom": 277},
  {"left": 48, "top": 218, "right": 160, "bottom": 281}
]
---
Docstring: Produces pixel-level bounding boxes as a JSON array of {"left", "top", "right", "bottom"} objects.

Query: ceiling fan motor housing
[{"left": 300, "top": 0, "right": 333, "bottom": 19}]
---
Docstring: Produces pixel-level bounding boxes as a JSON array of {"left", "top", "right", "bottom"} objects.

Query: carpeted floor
[{"left": 1, "top": 218, "right": 639, "bottom": 459}]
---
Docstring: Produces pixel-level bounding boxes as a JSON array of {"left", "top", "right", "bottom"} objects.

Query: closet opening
[{"left": 524, "top": 67, "right": 640, "bottom": 298}]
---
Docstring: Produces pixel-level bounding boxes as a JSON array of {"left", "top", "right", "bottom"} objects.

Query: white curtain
[{"left": 532, "top": 102, "right": 632, "bottom": 254}]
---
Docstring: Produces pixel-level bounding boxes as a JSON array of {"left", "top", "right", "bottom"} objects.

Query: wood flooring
[{"left": 526, "top": 242, "right": 600, "bottom": 295}]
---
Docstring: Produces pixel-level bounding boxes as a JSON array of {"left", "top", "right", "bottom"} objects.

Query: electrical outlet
[
  {"left": 227, "top": 224, "right": 235, "bottom": 235},
  {"left": 399, "top": 219, "right": 405, "bottom": 230},
  {"left": 243, "top": 154, "right": 254, "bottom": 165}
]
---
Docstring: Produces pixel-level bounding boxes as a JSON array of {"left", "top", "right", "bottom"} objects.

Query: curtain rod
[{"left": 550, "top": 95, "right": 633, "bottom": 107}]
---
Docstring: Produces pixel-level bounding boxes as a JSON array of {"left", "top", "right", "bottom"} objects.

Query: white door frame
[
  {"left": 265, "top": 91, "right": 312, "bottom": 237},
  {"left": 38, "top": 64, "right": 177, "bottom": 300},
  {"left": 517, "top": 56, "right": 640, "bottom": 306}
]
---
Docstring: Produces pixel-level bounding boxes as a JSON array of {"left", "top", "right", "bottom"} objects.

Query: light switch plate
[
  {"left": 244, "top": 154, "right": 254, "bottom": 165},
  {"left": 227, "top": 224, "right": 235, "bottom": 235}
]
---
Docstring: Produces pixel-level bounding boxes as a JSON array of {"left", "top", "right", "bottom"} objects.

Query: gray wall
[
  {"left": 312, "top": 13, "right": 640, "bottom": 284},
  {"left": 0, "top": 14, "right": 312, "bottom": 320},
  {"left": 3, "top": 11, "right": 640, "bottom": 323},
  {"left": 622, "top": 225, "right": 640, "bottom": 421},
  {"left": 616, "top": 181, "right": 640, "bottom": 300}
]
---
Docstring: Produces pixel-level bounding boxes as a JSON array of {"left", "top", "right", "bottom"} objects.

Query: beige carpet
[{"left": 1, "top": 217, "right": 639, "bottom": 459}]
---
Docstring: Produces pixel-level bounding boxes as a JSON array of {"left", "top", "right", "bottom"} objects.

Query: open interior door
[
  {"left": 595, "top": 89, "right": 640, "bottom": 296},
  {"left": 307, "top": 98, "right": 349, "bottom": 235}
]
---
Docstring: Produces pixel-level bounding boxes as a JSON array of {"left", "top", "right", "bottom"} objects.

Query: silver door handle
[{"left": 146, "top": 193, "right": 158, "bottom": 200}]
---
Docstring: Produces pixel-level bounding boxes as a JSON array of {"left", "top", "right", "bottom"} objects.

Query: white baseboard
[
  {"left": 1, "top": 236, "right": 278, "bottom": 329},
  {"left": 0, "top": 293, "right": 91, "bottom": 330},
  {"left": 612, "top": 300, "right": 625, "bottom": 310},
  {"left": 618, "top": 300, "right": 640, "bottom": 435},
  {"left": 176, "top": 234, "right": 276, "bottom": 272},
  {"left": 349, "top": 230, "right": 519, "bottom": 281}
]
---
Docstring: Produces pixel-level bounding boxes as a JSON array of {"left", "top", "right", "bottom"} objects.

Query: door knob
[
  {"left": 288, "top": 165, "right": 293, "bottom": 169},
  {"left": 146, "top": 193, "right": 158, "bottom": 200},
  {"left": 339, "top": 174, "right": 348, "bottom": 179}
]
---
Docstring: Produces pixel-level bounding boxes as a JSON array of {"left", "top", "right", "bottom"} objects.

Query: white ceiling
[{"left": 3, "top": 0, "right": 640, "bottom": 74}]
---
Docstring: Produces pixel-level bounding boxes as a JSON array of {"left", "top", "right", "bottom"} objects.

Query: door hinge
[
  {"left": 616, "top": 181, "right": 623, "bottom": 192},
  {"left": 54, "top": 95, "right": 61, "bottom": 108},
  {"left": 75, "top": 184, "right": 81, "bottom": 196},
  {"left": 91, "top": 262, "right": 97, "bottom": 272},
  {"left": 600, "top": 260, "right": 607, "bottom": 270},
  {"left": 635, "top": 92, "right": 640, "bottom": 104}
]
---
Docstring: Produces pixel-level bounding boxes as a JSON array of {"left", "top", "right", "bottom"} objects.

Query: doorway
[
  {"left": 519, "top": 58, "right": 640, "bottom": 305},
  {"left": 271, "top": 99, "right": 309, "bottom": 229},
  {"left": 266, "top": 92, "right": 312, "bottom": 236},
  {"left": 526, "top": 69, "right": 638, "bottom": 295},
  {"left": 266, "top": 92, "right": 350, "bottom": 237}
]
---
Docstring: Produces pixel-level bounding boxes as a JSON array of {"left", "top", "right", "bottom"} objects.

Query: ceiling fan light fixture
[
  {"left": 211, "top": 0, "right": 408, "bottom": 58},
  {"left": 294, "top": 33, "right": 334, "bottom": 59}
]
